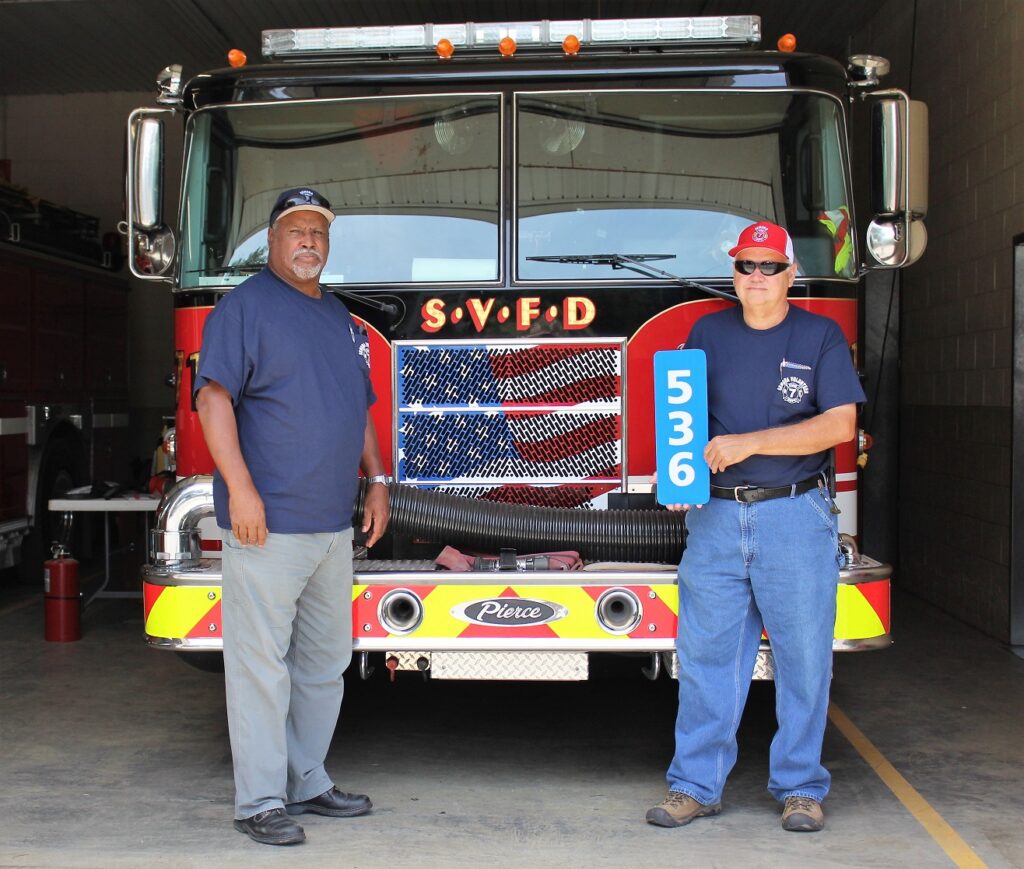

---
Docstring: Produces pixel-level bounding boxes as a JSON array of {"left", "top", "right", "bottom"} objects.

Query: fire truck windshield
[
  {"left": 516, "top": 90, "right": 854, "bottom": 281},
  {"left": 178, "top": 89, "right": 854, "bottom": 289},
  {"left": 180, "top": 94, "right": 502, "bottom": 289}
]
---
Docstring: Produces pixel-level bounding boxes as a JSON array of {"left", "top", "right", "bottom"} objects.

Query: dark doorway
[{"left": 1011, "top": 234, "right": 1024, "bottom": 654}]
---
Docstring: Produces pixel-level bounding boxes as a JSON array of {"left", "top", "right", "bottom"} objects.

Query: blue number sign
[{"left": 653, "top": 349, "right": 710, "bottom": 506}]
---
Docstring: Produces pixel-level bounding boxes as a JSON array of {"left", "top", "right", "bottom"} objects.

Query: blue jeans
[
  {"left": 666, "top": 488, "right": 840, "bottom": 804},
  {"left": 222, "top": 529, "right": 354, "bottom": 819}
]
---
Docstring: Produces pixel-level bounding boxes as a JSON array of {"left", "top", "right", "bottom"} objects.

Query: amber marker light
[
  {"left": 436, "top": 38, "right": 454, "bottom": 59},
  {"left": 498, "top": 36, "right": 517, "bottom": 57},
  {"left": 228, "top": 48, "right": 247, "bottom": 67},
  {"left": 562, "top": 34, "right": 581, "bottom": 56},
  {"left": 777, "top": 33, "right": 797, "bottom": 53}
]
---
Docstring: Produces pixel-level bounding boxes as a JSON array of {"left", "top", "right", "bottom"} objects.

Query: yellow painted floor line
[{"left": 829, "top": 702, "right": 987, "bottom": 869}]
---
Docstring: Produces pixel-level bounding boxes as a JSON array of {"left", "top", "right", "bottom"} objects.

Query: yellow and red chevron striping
[{"left": 143, "top": 577, "right": 889, "bottom": 645}]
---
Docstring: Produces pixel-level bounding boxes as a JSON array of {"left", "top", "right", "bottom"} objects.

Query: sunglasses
[{"left": 734, "top": 260, "right": 791, "bottom": 276}]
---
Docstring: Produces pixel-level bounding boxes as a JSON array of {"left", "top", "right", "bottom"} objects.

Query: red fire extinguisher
[{"left": 44, "top": 543, "right": 81, "bottom": 642}]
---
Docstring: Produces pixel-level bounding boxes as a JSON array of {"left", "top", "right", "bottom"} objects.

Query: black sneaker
[{"left": 233, "top": 808, "right": 306, "bottom": 845}]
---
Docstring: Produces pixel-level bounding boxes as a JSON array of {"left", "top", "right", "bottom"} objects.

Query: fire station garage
[{"left": 0, "top": 1, "right": 1021, "bottom": 866}]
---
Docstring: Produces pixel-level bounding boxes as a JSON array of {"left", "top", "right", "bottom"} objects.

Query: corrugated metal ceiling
[{"left": 0, "top": 0, "right": 888, "bottom": 96}]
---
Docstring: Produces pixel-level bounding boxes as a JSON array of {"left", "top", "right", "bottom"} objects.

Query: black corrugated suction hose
[{"left": 354, "top": 481, "right": 686, "bottom": 564}]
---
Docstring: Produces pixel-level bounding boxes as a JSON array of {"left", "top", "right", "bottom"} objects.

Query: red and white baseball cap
[{"left": 728, "top": 220, "right": 794, "bottom": 260}]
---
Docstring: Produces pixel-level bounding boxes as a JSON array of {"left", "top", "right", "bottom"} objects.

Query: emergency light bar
[{"left": 262, "top": 16, "right": 761, "bottom": 60}]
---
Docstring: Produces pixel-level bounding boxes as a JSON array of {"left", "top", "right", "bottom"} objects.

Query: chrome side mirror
[
  {"left": 156, "top": 64, "right": 183, "bottom": 105},
  {"left": 125, "top": 108, "right": 177, "bottom": 279},
  {"left": 865, "top": 92, "right": 929, "bottom": 268},
  {"left": 134, "top": 116, "right": 164, "bottom": 231},
  {"left": 133, "top": 225, "right": 177, "bottom": 276},
  {"left": 848, "top": 54, "right": 890, "bottom": 89},
  {"left": 865, "top": 219, "right": 927, "bottom": 269}
]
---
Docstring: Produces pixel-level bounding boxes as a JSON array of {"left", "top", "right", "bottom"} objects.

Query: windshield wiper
[
  {"left": 526, "top": 253, "right": 738, "bottom": 304},
  {"left": 332, "top": 289, "right": 399, "bottom": 317}
]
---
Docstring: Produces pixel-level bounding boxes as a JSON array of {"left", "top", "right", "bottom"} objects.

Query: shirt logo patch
[
  {"left": 350, "top": 324, "right": 371, "bottom": 370},
  {"left": 777, "top": 376, "right": 809, "bottom": 404}
]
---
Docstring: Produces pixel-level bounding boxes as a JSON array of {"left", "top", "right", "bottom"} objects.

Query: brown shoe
[
  {"left": 646, "top": 791, "right": 722, "bottom": 828},
  {"left": 781, "top": 796, "right": 824, "bottom": 832}
]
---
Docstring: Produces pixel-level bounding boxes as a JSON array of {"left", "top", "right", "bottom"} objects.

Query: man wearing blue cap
[{"left": 195, "top": 187, "right": 390, "bottom": 845}]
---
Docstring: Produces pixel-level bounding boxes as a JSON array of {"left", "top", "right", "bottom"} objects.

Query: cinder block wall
[{"left": 895, "top": 1, "right": 1023, "bottom": 641}]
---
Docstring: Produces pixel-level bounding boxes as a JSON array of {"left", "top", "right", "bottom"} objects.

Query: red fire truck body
[{"left": 129, "top": 16, "right": 926, "bottom": 680}]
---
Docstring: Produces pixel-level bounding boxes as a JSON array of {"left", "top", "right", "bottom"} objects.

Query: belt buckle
[{"left": 733, "top": 486, "right": 755, "bottom": 503}]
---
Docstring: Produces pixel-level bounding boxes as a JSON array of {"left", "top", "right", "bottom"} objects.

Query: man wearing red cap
[{"left": 647, "top": 220, "right": 864, "bottom": 833}]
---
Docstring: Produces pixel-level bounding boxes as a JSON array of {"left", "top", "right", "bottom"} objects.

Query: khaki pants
[{"left": 221, "top": 528, "right": 354, "bottom": 819}]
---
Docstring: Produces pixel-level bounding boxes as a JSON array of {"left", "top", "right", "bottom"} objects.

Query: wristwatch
[{"left": 366, "top": 474, "right": 391, "bottom": 486}]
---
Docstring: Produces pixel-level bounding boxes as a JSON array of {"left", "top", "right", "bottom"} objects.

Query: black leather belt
[{"left": 710, "top": 474, "right": 822, "bottom": 504}]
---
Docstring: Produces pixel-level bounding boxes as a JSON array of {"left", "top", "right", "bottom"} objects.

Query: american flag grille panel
[
  {"left": 394, "top": 340, "right": 625, "bottom": 493},
  {"left": 398, "top": 411, "right": 621, "bottom": 481},
  {"left": 397, "top": 343, "right": 621, "bottom": 407}
]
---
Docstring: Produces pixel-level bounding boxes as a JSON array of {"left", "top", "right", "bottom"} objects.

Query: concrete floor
[{"left": 0, "top": 574, "right": 1022, "bottom": 869}]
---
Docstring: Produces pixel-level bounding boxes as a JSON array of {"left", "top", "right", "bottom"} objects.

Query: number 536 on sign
[{"left": 653, "top": 349, "right": 709, "bottom": 506}]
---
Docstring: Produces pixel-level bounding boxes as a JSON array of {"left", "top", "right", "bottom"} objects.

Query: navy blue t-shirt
[
  {"left": 685, "top": 304, "right": 864, "bottom": 488},
  {"left": 193, "top": 267, "right": 375, "bottom": 533}
]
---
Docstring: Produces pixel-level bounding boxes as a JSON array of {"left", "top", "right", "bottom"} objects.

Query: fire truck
[
  {"left": 127, "top": 15, "right": 927, "bottom": 681},
  {"left": 0, "top": 182, "right": 129, "bottom": 579}
]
